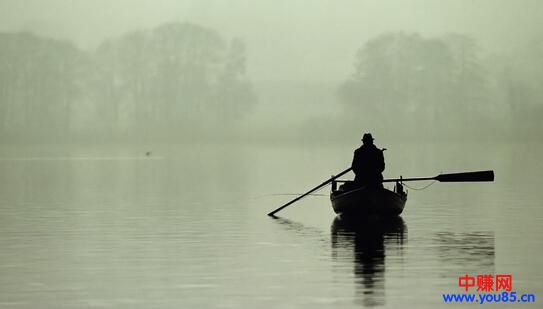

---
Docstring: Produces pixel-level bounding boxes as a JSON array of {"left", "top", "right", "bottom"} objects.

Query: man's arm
[
  {"left": 352, "top": 150, "right": 360, "bottom": 175},
  {"left": 378, "top": 149, "right": 385, "bottom": 172}
]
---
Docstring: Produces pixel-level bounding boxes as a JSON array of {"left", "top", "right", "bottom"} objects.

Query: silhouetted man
[{"left": 352, "top": 133, "right": 385, "bottom": 187}]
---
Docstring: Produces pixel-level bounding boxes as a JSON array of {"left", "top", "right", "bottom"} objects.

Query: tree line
[
  {"left": 0, "top": 22, "right": 256, "bottom": 143},
  {"left": 1, "top": 27, "right": 541, "bottom": 143},
  {"left": 338, "top": 32, "right": 543, "bottom": 141}
]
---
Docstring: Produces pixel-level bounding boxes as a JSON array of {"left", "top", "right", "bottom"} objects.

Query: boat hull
[{"left": 330, "top": 186, "right": 407, "bottom": 217}]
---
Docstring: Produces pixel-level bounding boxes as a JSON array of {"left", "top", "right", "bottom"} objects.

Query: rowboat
[
  {"left": 267, "top": 169, "right": 493, "bottom": 217},
  {"left": 330, "top": 181, "right": 407, "bottom": 217}
]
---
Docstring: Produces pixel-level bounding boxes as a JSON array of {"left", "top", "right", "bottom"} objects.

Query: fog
[
  {"left": 2, "top": 3, "right": 543, "bottom": 307},
  {"left": 1, "top": 0, "right": 542, "bottom": 143}
]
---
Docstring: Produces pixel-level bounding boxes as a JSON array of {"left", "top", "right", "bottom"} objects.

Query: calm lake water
[{"left": 0, "top": 142, "right": 542, "bottom": 308}]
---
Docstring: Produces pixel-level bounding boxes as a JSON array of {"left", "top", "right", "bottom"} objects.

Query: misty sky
[{"left": 1, "top": 0, "right": 542, "bottom": 83}]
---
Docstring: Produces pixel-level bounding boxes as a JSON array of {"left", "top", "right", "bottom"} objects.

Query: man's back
[
  {"left": 352, "top": 144, "right": 384, "bottom": 174},
  {"left": 352, "top": 138, "right": 385, "bottom": 186}
]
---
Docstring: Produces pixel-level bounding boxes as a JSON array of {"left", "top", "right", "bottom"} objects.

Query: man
[{"left": 352, "top": 133, "right": 385, "bottom": 187}]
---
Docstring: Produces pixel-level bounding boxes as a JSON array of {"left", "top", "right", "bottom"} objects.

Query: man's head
[{"left": 362, "top": 133, "right": 374, "bottom": 145}]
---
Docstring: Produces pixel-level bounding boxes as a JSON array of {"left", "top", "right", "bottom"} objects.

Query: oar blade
[{"left": 435, "top": 170, "right": 494, "bottom": 182}]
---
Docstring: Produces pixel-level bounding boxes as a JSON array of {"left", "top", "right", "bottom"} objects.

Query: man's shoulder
[
  {"left": 358, "top": 144, "right": 379, "bottom": 150},
  {"left": 365, "top": 145, "right": 383, "bottom": 155}
]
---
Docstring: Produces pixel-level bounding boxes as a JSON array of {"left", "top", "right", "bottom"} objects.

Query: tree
[
  {"left": 212, "top": 38, "right": 257, "bottom": 120},
  {"left": 339, "top": 32, "right": 488, "bottom": 139},
  {"left": 443, "top": 34, "right": 487, "bottom": 118},
  {"left": 93, "top": 22, "right": 256, "bottom": 138},
  {"left": 499, "top": 37, "right": 543, "bottom": 139},
  {"left": 0, "top": 32, "right": 86, "bottom": 140}
]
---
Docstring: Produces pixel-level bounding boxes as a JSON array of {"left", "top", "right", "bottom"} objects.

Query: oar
[
  {"left": 267, "top": 167, "right": 352, "bottom": 216},
  {"left": 383, "top": 170, "right": 494, "bottom": 183}
]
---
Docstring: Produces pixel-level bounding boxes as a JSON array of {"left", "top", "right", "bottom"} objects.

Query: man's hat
[{"left": 362, "top": 133, "right": 374, "bottom": 142}]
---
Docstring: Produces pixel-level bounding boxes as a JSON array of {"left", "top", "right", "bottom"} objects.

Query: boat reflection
[{"left": 331, "top": 216, "right": 407, "bottom": 307}]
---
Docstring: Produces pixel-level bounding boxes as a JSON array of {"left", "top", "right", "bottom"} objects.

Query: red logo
[{"left": 458, "top": 274, "right": 512, "bottom": 292}]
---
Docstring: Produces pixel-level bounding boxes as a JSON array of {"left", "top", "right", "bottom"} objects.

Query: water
[{"left": 0, "top": 142, "right": 542, "bottom": 308}]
